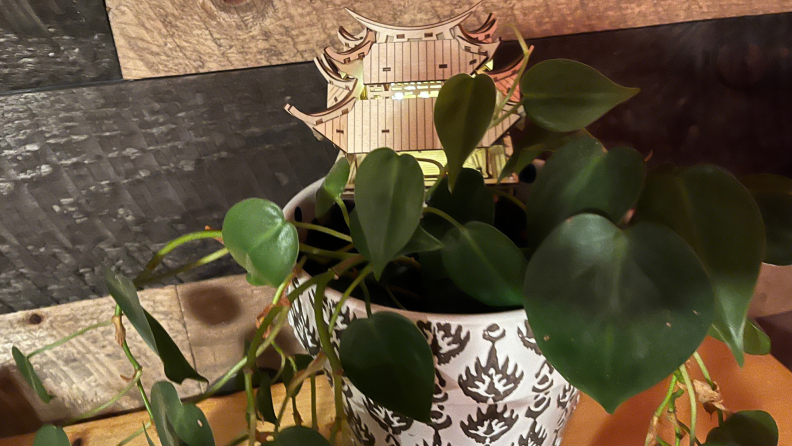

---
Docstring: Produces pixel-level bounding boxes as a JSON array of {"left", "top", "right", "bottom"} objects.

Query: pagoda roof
[{"left": 346, "top": 3, "right": 481, "bottom": 43}]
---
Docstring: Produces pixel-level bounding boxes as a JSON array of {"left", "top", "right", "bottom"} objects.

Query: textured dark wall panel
[
  {"left": 0, "top": 0, "right": 121, "bottom": 92},
  {"left": 0, "top": 64, "right": 335, "bottom": 313}
]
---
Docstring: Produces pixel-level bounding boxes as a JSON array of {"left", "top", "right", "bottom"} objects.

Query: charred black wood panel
[{"left": 0, "top": 0, "right": 121, "bottom": 93}]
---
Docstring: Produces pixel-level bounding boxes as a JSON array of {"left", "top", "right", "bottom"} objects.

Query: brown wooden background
[{"left": 1, "top": 1, "right": 791, "bottom": 313}]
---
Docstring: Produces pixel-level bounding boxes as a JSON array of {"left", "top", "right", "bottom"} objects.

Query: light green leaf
[
  {"left": 222, "top": 198, "right": 299, "bottom": 287},
  {"left": 705, "top": 410, "right": 778, "bottom": 446},
  {"left": 435, "top": 74, "right": 497, "bottom": 189},
  {"left": 315, "top": 158, "right": 351, "bottom": 218},
  {"left": 635, "top": 165, "right": 765, "bottom": 365},
  {"left": 339, "top": 312, "right": 434, "bottom": 423},
  {"left": 521, "top": 59, "right": 639, "bottom": 132},
  {"left": 441, "top": 221, "right": 527, "bottom": 307},
  {"left": 710, "top": 319, "right": 771, "bottom": 356},
  {"left": 12, "top": 346, "right": 52, "bottom": 403},
  {"left": 256, "top": 373, "right": 277, "bottom": 424},
  {"left": 33, "top": 425, "right": 69, "bottom": 446},
  {"left": 271, "top": 426, "right": 331, "bottom": 446},
  {"left": 523, "top": 214, "right": 715, "bottom": 413},
  {"left": 151, "top": 381, "right": 215, "bottom": 446},
  {"left": 741, "top": 174, "right": 792, "bottom": 265},
  {"left": 524, "top": 138, "right": 645, "bottom": 249},
  {"left": 354, "top": 148, "right": 425, "bottom": 278},
  {"left": 498, "top": 126, "right": 589, "bottom": 182}
]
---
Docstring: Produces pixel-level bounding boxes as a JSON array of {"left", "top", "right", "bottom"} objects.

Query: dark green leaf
[
  {"left": 354, "top": 148, "right": 425, "bottom": 278},
  {"left": 151, "top": 381, "right": 215, "bottom": 446},
  {"left": 441, "top": 221, "right": 527, "bottom": 307},
  {"left": 33, "top": 425, "right": 69, "bottom": 446},
  {"left": 315, "top": 158, "right": 351, "bottom": 218},
  {"left": 145, "top": 310, "right": 206, "bottom": 384},
  {"left": 427, "top": 168, "right": 494, "bottom": 228},
  {"left": 742, "top": 174, "right": 792, "bottom": 265},
  {"left": 256, "top": 373, "right": 278, "bottom": 424},
  {"left": 339, "top": 312, "right": 434, "bottom": 423},
  {"left": 521, "top": 59, "right": 639, "bottom": 132},
  {"left": 435, "top": 73, "right": 497, "bottom": 189},
  {"left": 222, "top": 198, "right": 299, "bottom": 287},
  {"left": 635, "top": 165, "right": 765, "bottom": 365},
  {"left": 399, "top": 225, "right": 443, "bottom": 255},
  {"left": 348, "top": 208, "right": 371, "bottom": 261},
  {"left": 12, "top": 346, "right": 52, "bottom": 403},
  {"left": 498, "top": 126, "right": 589, "bottom": 182},
  {"left": 524, "top": 138, "right": 645, "bottom": 248},
  {"left": 711, "top": 320, "right": 771, "bottom": 356},
  {"left": 523, "top": 214, "right": 715, "bottom": 413},
  {"left": 105, "top": 269, "right": 158, "bottom": 353},
  {"left": 706, "top": 410, "right": 778, "bottom": 446},
  {"left": 271, "top": 426, "right": 331, "bottom": 446}
]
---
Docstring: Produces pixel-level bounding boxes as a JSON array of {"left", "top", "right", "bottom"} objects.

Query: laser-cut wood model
[{"left": 285, "top": 3, "right": 524, "bottom": 185}]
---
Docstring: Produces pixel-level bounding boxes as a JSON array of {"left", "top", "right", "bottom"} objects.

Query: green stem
[
  {"left": 678, "top": 364, "right": 697, "bottom": 446},
  {"left": 412, "top": 157, "right": 446, "bottom": 172},
  {"left": 490, "top": 102, "right": 522, "bottom": 129},
  {"left": 299, "top": 244, "right": 355, "bottom": 260},
  {"left": 313, "top": 279, "right": 343, "bottom": 373},
  {"left": 117, "top": 422, "right": 150, "bottom": 446},
  {"left": 330, "top": 375, "right": 344, "bottom": 445},
  {"left": 292, "top": 221, "right": 352, "bottom": 243},
  {"left": 489, "top": 187, "right": 527, "bottom": 211},
  {"left": 133, "top": 248, "right": 229, "bottom": 287},
  {"left": 310, "top": 375, "right": 318, "bottom": 430},
  {"left": 136, "top": 230, "right": 223, "bottom": 281},
  {"left": 422, "top": 207, "right": 464, "bottom": 230},
  {"left": 115, "top": 304, "right": 154, "bottom": 420},
  {"left": 335, "top": 197, "right": 351, "bottom": 228},
  {"left": 360, "top": 281, "right": 373, "bottom": 317},
  {"left": 244, "top": 369, "right": 257, "bottom": 446},
  {"left": 329, "top": 265, "right": 373, "bottom": 331},
  {"left": 492, "top": 26, "right": 532, "bottom": 119},
  {"left": 27, "top": 321, "right": 112, "bottom": 359},
  {"left": 385, "top": 287, "right": 407, "bottom": 310},
  {"left": 692, "top": 352, "right": 715, "bottom": 389},
  {"left": 646, "top": 376, "right": 678, "bottom": 446},
  {"left": 272, "top": 342, "right": 288, "bottom": 382},
  {"left": 66, "top": 370, "right": 141, "bottom": 425}
]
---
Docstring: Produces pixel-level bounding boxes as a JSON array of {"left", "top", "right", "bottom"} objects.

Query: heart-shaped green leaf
[
  {"left": 151, "top": 381, "right": 215, "bottom": 446},
  {"left": 705, "top": 410, "right": 778, "bottom": 446},
  {"left": 523, "top": 214, "right": 715, "bottom": 413},
  {"left": 339, "top": 312, "right": 434, "bottom": 423},
  {"left": 435, "top": 74, "right": 497, "bottom": 189},
  {"left": 222, "top": 198, "right": 299, "bottom": 287},
  {"left": 441, "top": 221, "right": 527, "bottom": 307},
  {"left": 521, "top": 59, "right": 639, "bottom": 132},
  {"left": 710, "top": 319, "right": 771, "bottom": 356},
  {"left": 271, "top": 426, "right": 331, "bottom": 446},
  {"left": 524, "top": 138, "right": 645, "bottom": 249},
  {"left": 427, "top": 168, "right": 494, "bottom": 227},
  {"left": 635, "top": 165, "right": 765, "bottom": 365},
  {"left": 316, "top": 158, "right": 351, "bottom": 218},
  {"left": 498, "top": 126, "right": 589, "bottom": 182},
  {"left": 12, "top": 346, "right": 52, "bottom": 403},
  {"left": 256, "top": 373, "right": 277, "bottom": 424},
  {"left": 105, "top": 270, "right": 205, "bottom": 384},
  {"left": 354, "top": 148, "right": 425, "bottom": 279},
  {"left": 33, "top": 425, "right": 69, "bottom": 446},
  {"left": 741, "top": 174, "right": 792, "bottom": 265}
]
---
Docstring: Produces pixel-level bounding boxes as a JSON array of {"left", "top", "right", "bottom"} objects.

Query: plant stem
[
  {"left": 360, "top": 281, "right": 372, "bottom": 316},
  {"left": 117, "top": 422, "right": 150, "bottom": 446},
  {"left": 329, "top": 265, "right": 373, "bottom": 330},
  {"left": 422, "top": 207, "right": 464, "bottom": 230},
  {"left": 692, "top": 352, "right": 715, "bottom": 389},
  {"left": 133, "top": 248, "right": 229, "bottom": 287},
  {"left": 272, "top": 342, "right": 288, "bottom": 382},
  {"left": 292, "top": 221, "right": 353, "bottom": 243},
  {"left": 492, "top": 27, "right": 533, "bottom": 119},
  {"left": 646, "top": 376, "right": 678, "bottom": 446},
  {"left": 27, "top": 321, "right": 113, "bottom": 359},
  {"left": 489, "top": 187, "right": 527, "bottom": 211},
  {"left": 115, "top": 304, "right": 154, "bottom": 420},
  {"left": 136, "top": 230, "right": 223, "bottom": 281},
  {"left": 678, "top": 364, "right": 697, "bottom": 446},
  {"left": 412, "top": 157, "right": 446, "bottom": 172},
  {"left": 310, "top": 375, "right": 318, "bottom": 430},
  {"left": 385, "top": 287, "right": 407, "bottom": 310},
  {"left": 272, "top": 257, "right": 308, "bottom": 306},
  {"left": 312, "top": 279, "right": 347, "bottom": 443},
  {"left": 244, "top": 369, "right": 257, "bottom": 446},
  {"left": 299, "top": 244, "right": 355, "bottom": 260},
  {"left": 490, "top": 102, "right": 522, "bottom": 129},
  {"left": 334, "top": 197, "right": 351, "bottom": 228},
  {"left": 66, "top": 370, "right": 141, "bottom": 425}
]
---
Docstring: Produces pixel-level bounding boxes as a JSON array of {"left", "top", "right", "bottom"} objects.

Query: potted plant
[{"left": 15, "top": 41, "right": 787, "bottom": 446}]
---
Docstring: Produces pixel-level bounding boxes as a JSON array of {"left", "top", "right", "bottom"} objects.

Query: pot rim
[{"left": 286, "top": 178, "right": 528, "bottom": 324}]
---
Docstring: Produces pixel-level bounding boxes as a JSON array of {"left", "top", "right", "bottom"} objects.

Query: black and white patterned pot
[{"left": 284, "top": 179, "right": 579, "bottom": 446}]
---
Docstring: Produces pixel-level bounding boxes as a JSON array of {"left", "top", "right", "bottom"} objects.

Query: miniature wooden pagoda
[{"left": 285, "top": 4, "right": 525, "bottom": 184}]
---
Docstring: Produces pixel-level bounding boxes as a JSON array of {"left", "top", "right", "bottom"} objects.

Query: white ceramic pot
[{"left": 284, "top": 179, "right": 579, "bottom": 446}]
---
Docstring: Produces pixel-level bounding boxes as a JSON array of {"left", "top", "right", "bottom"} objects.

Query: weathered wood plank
[
  {"left": 0, "top": 287, "right": 202, "bottom": 437},
  {"left": 0, "top": 0, "right": 121, "bottom": 93},
  {"left": 105, "top": 0, "right": 792, "bottom": 79},
  {"left": 0, "top": 63, "right": 335, "bottom": 314}
]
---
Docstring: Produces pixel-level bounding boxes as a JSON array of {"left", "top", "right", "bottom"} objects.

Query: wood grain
[
  {"left": 105, "top": 0, "right": 792, "bottom": 79},
  {"left": 0, "top": 287, "right": 202, "bottom": 437},
  {"left": 0, "top": 0, "right": 120, "bottom": 92}
]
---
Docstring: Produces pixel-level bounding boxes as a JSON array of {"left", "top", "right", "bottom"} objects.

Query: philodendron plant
[{"left": 15, "top": 43, "right": 787, "bottom": 446}]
